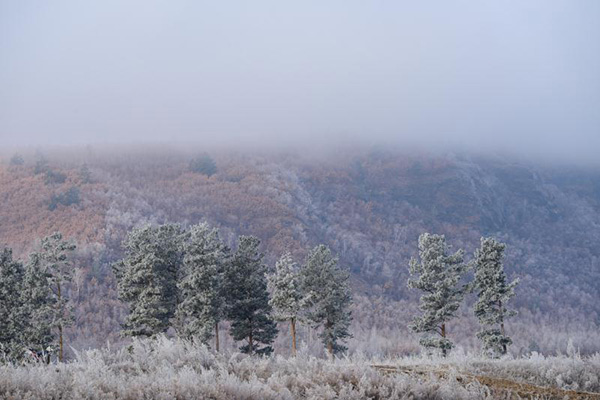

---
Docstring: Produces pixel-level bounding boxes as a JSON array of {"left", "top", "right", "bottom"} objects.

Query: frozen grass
[{"left": 1, "top": 337, "right": 599, "bottom": 399}]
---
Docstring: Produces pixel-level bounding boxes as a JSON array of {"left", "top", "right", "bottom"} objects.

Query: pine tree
[
  {"left": 408, "top": 233, "right": 468, "bottom": 356},
  {"left": 33, "top": 232, "right": 77, "bottom": 362},
  {"left": 0, "top": 248, "right": 27, "bottom": 362},
  {"left": 21, "top": 252, "right": 55, "bottom": 359},
  {"left": 113, "top": 224, "right": 183, "bottom": 338},
  {"left": 302, "top": 245, "right": 352, "bottom": 356},
  {"left": 267, "top": 252, "right": 304, "bottom": 356},
  {"left": 176, "top": 223, "right": 228, "bottom": 349},
  {"left": 473, "top": 237, "right": 519, "bottom": 357},
  {"left": 225, "top": 236, "right": 277, "bottom": 355}
]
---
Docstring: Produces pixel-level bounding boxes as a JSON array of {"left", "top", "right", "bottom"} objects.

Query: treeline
[
  {"left": 111, "top": 223, "right": 352, "bottom": 356},
  {"left": 1, "top": 226, "right": 518, "bottom": 363},
  {"left": 0, "top": 233, "right": 76, "bottom": 363},
  {"left": 408, "top": 233, "right": 519, "bottom": 358}
]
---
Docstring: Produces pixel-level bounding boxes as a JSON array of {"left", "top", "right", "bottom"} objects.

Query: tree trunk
[
  {"left": 499, "top": 300, "right": 507, "bottom": 354},
  {"left": 326, "top": 320, "right": 333, "bottom": 358},
  {"left": 291, "top": 318, "right": 297, "bottom": 356},
  {"left": 441, "top": 323, "right": 447, "bottom": 357},
  {"left": 248, "top": 333, "right": 253, "bottom": 355},
  {"left": 215, "top": 322, "right": 220, "bottom": 352},
  {"left": 57, "top": 281, "right": 64, "bottom": 362}
]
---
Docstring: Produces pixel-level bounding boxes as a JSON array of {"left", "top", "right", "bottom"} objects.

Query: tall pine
[
  {"left": 473, "top": 237, "right": 519, "bottom": 357},
  {"left": 225, "top": 236, "right": 277, "bottom": 355},
  {"left": 36, "top": 232, "right": 76, "bottom": 362},
  {"left": 22, "top": 252, "right": 55, "bottom": 358},
  {"left": 408, "top": 233, "right": 468, "bottom": 356},
  {"left": 113, "top": 224, "right": 183, "bottom": 337},
  {"left": 176, "top": 223, "right": 228, "bottom": 350},
  {"left": 302, "top": 245, "right": 352, "bottom": 356},
  {"left": 0, "top": 248, "right": 27, "bottom": 362},
  {"left": 267, "top": 252, "right": 304, "bottom": 356}
]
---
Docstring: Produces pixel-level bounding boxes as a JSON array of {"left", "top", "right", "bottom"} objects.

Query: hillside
[{"left": 1, "top": 146, "right": 599, "bottom": 355}]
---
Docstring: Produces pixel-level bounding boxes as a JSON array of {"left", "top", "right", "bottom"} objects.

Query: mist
[{"left": 1, "top": 1, "right": 599, "bottom": 164}]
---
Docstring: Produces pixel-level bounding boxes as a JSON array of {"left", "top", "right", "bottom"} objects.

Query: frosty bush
[{"left": 0, "top": 337, "right": 494, "bottom": 400}]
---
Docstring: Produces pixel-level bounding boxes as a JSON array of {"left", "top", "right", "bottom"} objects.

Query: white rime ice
[
  {"left": 473, "top": 237, "right": 519, "bottom": 357},
  {"left": 36, "top": 232, "right": 76, "bottom": 362},
  {"left": 267, "top": 252, "right": 304, "bottom": 355},
  {"left": 408, "top": 233, "right": 468, "bottom": 356}
]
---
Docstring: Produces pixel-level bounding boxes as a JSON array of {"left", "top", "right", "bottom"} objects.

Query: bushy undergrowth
[
  {"left": 0, "top": 337, "right": 492, "bottom": 400},
  {"left": 384, "top": 349, "right": 600, "bottom": 394}
]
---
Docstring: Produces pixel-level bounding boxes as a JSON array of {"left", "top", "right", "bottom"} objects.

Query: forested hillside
[{"left": 1, "top": 146, "right": 599, "bottom": 355}]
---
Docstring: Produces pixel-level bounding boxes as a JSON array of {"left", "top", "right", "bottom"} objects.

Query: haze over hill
[
  {"left": 1, "top": 146, "right": 599, "bottom": 355},
  {"left": 2, "top": 1, "right": 600, "bottom": 165}
]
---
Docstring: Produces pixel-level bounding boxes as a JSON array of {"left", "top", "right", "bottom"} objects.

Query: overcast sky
[{"left": 1, "top": 1, "right": 599, "bottom": 162}]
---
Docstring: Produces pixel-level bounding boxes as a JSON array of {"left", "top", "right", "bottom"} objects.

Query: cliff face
[{"left": 1, "top": 148, "right": 599, "bottom": 352}]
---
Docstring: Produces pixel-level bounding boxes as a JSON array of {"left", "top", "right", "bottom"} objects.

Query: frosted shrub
[{"left": 0, "top": 337, "right": 495, "bottom": 399}]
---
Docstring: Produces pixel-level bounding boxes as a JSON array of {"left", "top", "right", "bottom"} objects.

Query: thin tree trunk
[
  {"left": 248, "top": 333, "right": 253, "bottom": 355},
  {"left": 326, "top": 320, "right": 333, "bottom": 358},
  {"left": 441, "top": 323, "right": 447, "bottom": 357},
  {"left": 215, "top": 322, "right": 220, "bottom": 352},
  {"left": 290, "top": 318, "right": 297, "bottom": 356},
  {"left": 499, "top": 300, "right": 506, "bottom": 354},
  {"left": 57, "top": 281, "right": 64, "bottom": 362}
]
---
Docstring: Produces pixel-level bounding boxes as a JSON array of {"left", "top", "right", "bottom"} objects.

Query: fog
[{"left": 1, "top": 1, "right": 599, "bottom": 163}]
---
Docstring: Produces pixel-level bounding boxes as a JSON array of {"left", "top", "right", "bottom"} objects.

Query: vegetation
[
  {"left": 49, "top": 186, "right": 80, "bottom": 211},
  {"left": 472, "top": 237, "right": 519, "bottom": 357},
  {"left": 0, "top": 147, "right": 598, "bottom": 360},
  {"left": 408, "top": 233, "right": 469, "bottom": 356},
  {"left": 267, "top": 252, "right": 304, "bottom": 356},
  {"left": 189, "top": 153, "right": 217, "bottom": 177},
  {"left": 0, "top": 337, "right": 598, "bottom": 400}
]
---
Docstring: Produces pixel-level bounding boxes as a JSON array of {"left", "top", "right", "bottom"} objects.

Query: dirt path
[{"left": 372, "top": 365, "right": 600, "bottom": 400}]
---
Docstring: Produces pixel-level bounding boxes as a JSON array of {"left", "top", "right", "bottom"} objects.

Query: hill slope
[{"left": 1, "top": 146, "right": 599, "bottom": 355}]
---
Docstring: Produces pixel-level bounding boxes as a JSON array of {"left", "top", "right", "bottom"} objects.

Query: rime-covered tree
[
  {"left": 408, "top": 233, "right": 468, "bottom": 356},
  {"left": 473, "top": 237, "right": 519, "bottom": 357},
  {"left": 302, "top": 245, "right": 352, "bottom": 356},
  {"left": 21, "top": 252, "right": 55, "bottom": 357},
  {"left": 113, "top": 224, "right": 183, "bottom": 337},
  {"left": 36, "top": 232, "right": 76, "bottom": 362},
  {"left": 0, "top": 248, "right": 27, "bottom": 361},
  {"left": 189, "top": 154, "right": 217, "bottom": 177},
  {"left": 225, "top": 236, "right": 277, "bottom": 355},
  {"left": 176, "top": 223, "right": 228, "bottom": 350},
  {"left": 267, "top": 252, "right": 304, "bottom": 356}
]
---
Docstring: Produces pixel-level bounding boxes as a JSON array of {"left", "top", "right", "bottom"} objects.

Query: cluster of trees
[
  {"left": 0, "top": 233, "right": 76, "bottom": 363},
  {"left": 112, "top": 223, "right": 352, "bottom": 356},
  {"left": 408, "top": 233, "right": 519, "bottom": 358}
]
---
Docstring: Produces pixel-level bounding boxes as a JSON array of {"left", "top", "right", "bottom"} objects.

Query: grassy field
[{"left": 1, "top": 337, "right": 599, "bottom": 399}]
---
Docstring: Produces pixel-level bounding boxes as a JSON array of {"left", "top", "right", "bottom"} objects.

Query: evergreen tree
[
  {"left": 113, "top": 224, "right": 183, "bottom": 337},
  {"left": 408, "top": 233, "right": 468, "bottom": 356},
  {"left": 267, "top": 252, "right": 304, "bottom": 356},
  {"left": 21, "top": 252, "right": 55, "bottom": 359},
  {"left": 0, "top": 248, "right": 27, "bottom": 362},
  {"left": 225, "top": 236, "right": 277, "bottom": 355},
  {"left": 79, "top": 163, "right": 92, "bottom": 183},
  {"left": 176, "top": 223, "right": 228, "bottom": 350},
  {"left": 189, "top": 154, "right": 217, "bottom": 177},
  {"left": 302, "top": 245, "right": 352, "bottom": 356},
  {"left": 9, "top": 153, "right": 24, "bottom": 166},
  {"left": 36, "top": 232, "right": 76, "bottom": 362},
  {"left": 473, "top": 237, "right": 519, "bottom": 357}
]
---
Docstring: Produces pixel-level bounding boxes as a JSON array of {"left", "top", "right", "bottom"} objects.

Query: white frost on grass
[{"left": 2, "top": 336, "right": 599, "bottom": 399}]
